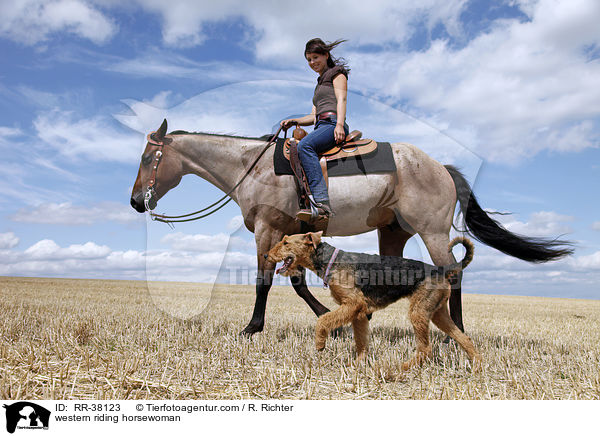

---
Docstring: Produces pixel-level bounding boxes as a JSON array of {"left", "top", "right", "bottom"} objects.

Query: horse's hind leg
[
  {"left": 378, "top": 225, "right": 413, "bottom": 256},
  {"left": 448, "top": 271, "right": 464, "bottom": 332},
  {"left": 376, "top": 224, "right": 413, "bottom": 323}
]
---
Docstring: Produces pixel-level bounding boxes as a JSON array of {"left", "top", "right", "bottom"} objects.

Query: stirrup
[
  {"left": 296, "top": 196, "right": 332, "bottom": 222},
  {"left": 296, "top": 209, "right": 315, "bottom": 222},
  {"left": 296, "top": 209, "right": 330, "bottom": 222}
]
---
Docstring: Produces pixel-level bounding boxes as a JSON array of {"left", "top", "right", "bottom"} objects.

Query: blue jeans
[{"left": 297, "top": 116, "right": 349, "bottom": 203}]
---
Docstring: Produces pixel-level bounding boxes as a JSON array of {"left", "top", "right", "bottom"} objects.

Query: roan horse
[{"left": 130, "top": 119, "right": 573, "bottom": 336}]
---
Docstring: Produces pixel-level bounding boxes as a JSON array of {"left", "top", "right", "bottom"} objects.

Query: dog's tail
[{"left": 445, "top": 237, "right": 474, "bottom": 279}]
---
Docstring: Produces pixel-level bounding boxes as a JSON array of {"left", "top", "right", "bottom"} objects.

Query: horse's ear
[{"left": 156, "top": 119, "right": 168, "bottom": 141}]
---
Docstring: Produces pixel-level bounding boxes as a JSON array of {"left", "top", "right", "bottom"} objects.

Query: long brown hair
[{"left": 304, "top": 38, "right": 350, "bottom": 75}]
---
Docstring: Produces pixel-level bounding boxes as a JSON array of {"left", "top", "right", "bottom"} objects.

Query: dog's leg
[
  {"left": 402, "top": 281, "right": 441, "bottom": 371},
  {"left": 403, "top": 305, "right": 432, "bottom": 371},
  {"left": 315, "top": 301, "right": 364, "bottom": 352},
  {"left": 431, "top": 305, "right": 482, "bottom": 371},
  {"left": 352, "top": 312, "right": 369, "bottom": 361}
]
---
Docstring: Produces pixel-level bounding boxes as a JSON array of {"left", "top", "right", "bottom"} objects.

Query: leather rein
[{"left": 145, "top": 125, "right": 287, "bottom": 225}]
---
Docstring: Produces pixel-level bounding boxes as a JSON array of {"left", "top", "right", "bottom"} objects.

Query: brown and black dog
[{"left": 266, "top": 231, "right": 481, "bottom": 371}]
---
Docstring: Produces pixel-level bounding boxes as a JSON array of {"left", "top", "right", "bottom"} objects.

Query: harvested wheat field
[{"left": 1, "top": 276, "right": 599, "bottom": 400}]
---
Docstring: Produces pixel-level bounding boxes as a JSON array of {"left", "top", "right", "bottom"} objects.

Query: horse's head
[{"left": 130, "top": 119, "right": 184, "bottom": 213}]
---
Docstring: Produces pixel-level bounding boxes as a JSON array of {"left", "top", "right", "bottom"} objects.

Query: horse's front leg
[
  {"left": 240, "top": 263, "right": 275, "bottom": 336},
  {"left": 240, "top": 222, "right": 331, "bottom": 336},
  {"left": 240, "top": 225, "right": 283, "bottom": 336},
  {"left": 290, "top": 268, "right": 330, "bottom": 317}
]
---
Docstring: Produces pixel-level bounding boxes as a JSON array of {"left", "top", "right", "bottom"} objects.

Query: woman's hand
[
  {"left": 280, "top": 119, "right": 298, "bottom": 130},
  {"left": 334, "top": 124, "right": 346, "bottom": 143}
]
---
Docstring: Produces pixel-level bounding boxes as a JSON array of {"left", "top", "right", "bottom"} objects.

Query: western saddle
[
  {"left": 285, "top": 127, "right": 377, "bottom": 224},
  {"left": 284, "top": 127, "right": 377, "bottom": 186}
]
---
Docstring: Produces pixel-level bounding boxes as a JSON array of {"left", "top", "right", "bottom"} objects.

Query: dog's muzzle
[{"left": 275, "top": 256, "right": 294, "bottom": 275}]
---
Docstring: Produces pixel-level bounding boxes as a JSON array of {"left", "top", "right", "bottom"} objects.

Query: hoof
[{"left": 240, "top": 325, "right": 262, "bottom": 337}]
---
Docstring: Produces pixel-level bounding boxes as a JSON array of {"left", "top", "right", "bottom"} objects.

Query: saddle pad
[{"left": 273, "top": 138, "right": 396, "bottom": 177}]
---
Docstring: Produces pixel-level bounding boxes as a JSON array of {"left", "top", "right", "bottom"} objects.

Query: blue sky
[{"left": 0, "top": 0, "right": 599, "bottom": 301}]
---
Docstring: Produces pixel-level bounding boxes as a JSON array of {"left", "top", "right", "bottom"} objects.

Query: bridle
[
  {"left": 143, "top": 131, "right": 166, "bottom": 212},
  {"left": 142, "top": 125, "right": 287, "bottom": 224}
]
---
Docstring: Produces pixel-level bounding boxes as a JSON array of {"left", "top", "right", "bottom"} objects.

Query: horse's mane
[{"left": 169, "top": 130, "right": 273, "bottom": 141}]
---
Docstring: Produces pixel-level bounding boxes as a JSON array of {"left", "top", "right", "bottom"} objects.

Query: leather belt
[{"left": 318, "top": 111, "right": 336, "bottom": 120}]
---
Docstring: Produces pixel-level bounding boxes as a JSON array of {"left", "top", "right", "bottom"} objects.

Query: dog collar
[{"left": 323, "top": 248, "right": 340, "bottom": 288}]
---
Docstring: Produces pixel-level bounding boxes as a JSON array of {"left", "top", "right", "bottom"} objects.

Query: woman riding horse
[{"left": 280, "top": 38, "right": 350, "bottom": 221}]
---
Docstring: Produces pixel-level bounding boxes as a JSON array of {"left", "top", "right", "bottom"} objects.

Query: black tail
[{"left": 445, "top": 165, "right": 574, "bottom": 263}]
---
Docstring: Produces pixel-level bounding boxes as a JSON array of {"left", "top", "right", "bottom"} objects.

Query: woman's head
[{"left": 304, "top": 38, "right": 349, "bottom": 74}]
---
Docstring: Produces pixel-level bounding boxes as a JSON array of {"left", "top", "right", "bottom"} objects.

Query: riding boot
[{"left": 317, "top": 200, "right": 334, "bottom": 216}]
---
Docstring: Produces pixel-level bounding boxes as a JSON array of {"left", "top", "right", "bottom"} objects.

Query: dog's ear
[{"left": 305, "top": 231, "right": 322, "bottom": 250}]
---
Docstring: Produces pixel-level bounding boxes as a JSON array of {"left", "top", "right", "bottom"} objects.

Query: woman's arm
[
  {"left": 333, "top": 74, "right": 347, "bottom": 143},
  {"left": 281, "top": 105, "right": 316, "bottom": 128}
]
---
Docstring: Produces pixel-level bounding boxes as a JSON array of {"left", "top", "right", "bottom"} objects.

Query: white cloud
[
  {"left": 0, "top": 154, "right": 83, "bottom": 206},
  {"left": 0, "top": 127, "right": 23, "bottom": 137},
  {"left": 570, "top": 251, "right": 600, "bottom": 270},
  {"left": 24, "top": 239, "right": 111, "bottom": 260},
  {"left": 116, "top": 83, "right": 481, "bottom": 173},
  {"left": 326, "top": 232, "right": 379, "bottom": 254},
  {"left": 0, "top": 232, "right": 19, "bottom": 249},
  {"left": 158, "top": 231, "right": 255, "bottom": 273},
  {"left": 0, "top": 0, "right": 117, "bottom": 45},
  {"left": 361, "top": 0, "right": 600, "bottom": 162},
  {"left": 0, "top": 226, "right": 598, "bottom": 298},
  {"left": 100, "top": 0, "right": 600, "bottom": 165},
  {"left": 227, "top": 215, "right": 245, "bottom": 231},
  {"left": 498, "top": 211, "right": 574, "bottom": 237},
  {"left": 10, "top": 202, "right": 143, "bottom": 225},
  {"left": 106, "top": 51, "right": 309, "bottom": 86},
  {"left": 592, "top": 222, "right": 600, "bottom": 231},
  {"left": 0, "top": 233, "right": 255, "bottom": 283},
  {"left": 117, "top": 82, "right": 316, "bottom": 136},
  {"left": 110, "top": 0, "right": 467, "bottom": 53},
  {"left": 161, "top": 232, "right": 231, "bottom": 252},
  {"left": 0, "top": 127, "right": 25, "bottom": 148},
  {"left": 33, "top": 109, "right": 142, "bottom": 163},
  {"left": 3, "top": 1, "right": 596, "bottom": 166}
]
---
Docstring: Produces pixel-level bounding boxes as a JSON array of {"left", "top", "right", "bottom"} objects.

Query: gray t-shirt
[{"left": 312, "top": 65, "right": 348, "bottom": 117}]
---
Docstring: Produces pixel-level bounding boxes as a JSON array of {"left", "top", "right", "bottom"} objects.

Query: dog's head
[{"left": 266, "top": 231, "right": 323, "bottom": 277}]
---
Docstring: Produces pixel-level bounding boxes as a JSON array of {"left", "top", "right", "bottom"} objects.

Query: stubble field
[{"left": 1, "top": 276, "right": 599, "bottom": 400}]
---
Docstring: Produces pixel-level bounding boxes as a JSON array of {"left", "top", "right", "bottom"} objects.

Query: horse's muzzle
[{"left": 130, "top": 192, "right": 146, "bottom": 213}]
